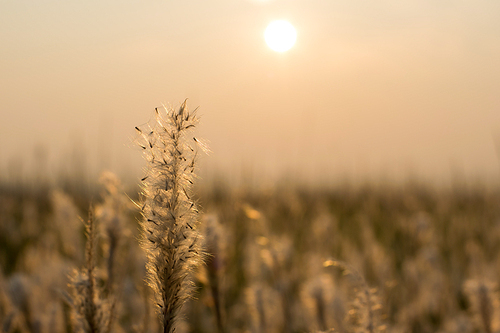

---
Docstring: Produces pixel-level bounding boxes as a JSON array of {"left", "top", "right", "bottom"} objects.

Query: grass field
[{"left": 1, "top": 106, "right": 499, "bottom": 333}]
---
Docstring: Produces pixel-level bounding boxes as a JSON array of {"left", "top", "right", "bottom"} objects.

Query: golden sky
[{"left": 1, "top": 0, "right": 500, "bottom": 186}]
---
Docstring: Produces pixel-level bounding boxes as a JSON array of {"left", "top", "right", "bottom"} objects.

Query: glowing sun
[{"left": 264, "top": 20, "right": 297, "bottom": 52}]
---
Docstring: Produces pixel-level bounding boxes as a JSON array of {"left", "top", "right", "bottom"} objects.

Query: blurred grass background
[{"left": 1, "top": 169, "right": 500, "bottom": 332}]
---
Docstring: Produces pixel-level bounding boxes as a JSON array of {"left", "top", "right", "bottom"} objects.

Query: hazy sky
[{"left": 1, "top": 0, "right": 500, "bottom": 186}]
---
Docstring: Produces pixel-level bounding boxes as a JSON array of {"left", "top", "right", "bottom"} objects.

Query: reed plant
[
  {"left": 136, "top": 101, "right": 202, "bottom": 333},
  {"left": 69, "top": 211, "right": 115, "bottom": 333}
]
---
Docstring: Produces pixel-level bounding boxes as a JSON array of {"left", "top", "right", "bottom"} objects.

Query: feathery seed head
[{"left": 137, "top": 101, "right": 203, "bottom": 333}]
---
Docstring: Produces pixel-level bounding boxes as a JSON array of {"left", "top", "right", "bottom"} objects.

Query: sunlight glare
[{"left": 264, "top": 20, "right": 297, "bottom": 52}]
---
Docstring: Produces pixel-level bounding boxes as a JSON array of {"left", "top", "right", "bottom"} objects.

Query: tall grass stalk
[
  {"left": 137, "top": 101, "right": 202, "bottom": 333},
  {"left": 203, "top": 215, "right": 226, "bottom": 333},
  {"left": 69, "top": 211, "right": 114, "bottom": 333},
  {"left": 83, "top": 211, "right": 98, "bottom": 333}
]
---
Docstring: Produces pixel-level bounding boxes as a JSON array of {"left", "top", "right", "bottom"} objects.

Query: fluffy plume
[
  {"left": 137, "top": 101, "right": 203, "bottom": 333},
  {"left": 69, "top": 212, "right": 114, "bottom": 333}
]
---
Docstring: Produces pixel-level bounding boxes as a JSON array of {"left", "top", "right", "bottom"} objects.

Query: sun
[{"left": 264, "top": 20, "right": 297, "bottom": 52}]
